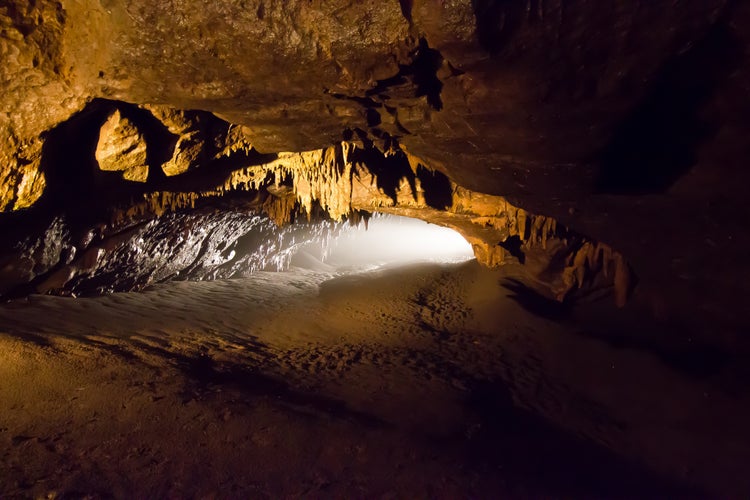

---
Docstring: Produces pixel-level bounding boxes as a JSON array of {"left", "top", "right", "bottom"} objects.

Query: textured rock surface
[
  {"left": 1, "top": 1, "right": 749, "bottom": 347},
  {"left": 0, "top": 0, "right": 735, "bottom": 199},
  {"left": 95, "top": 110, "right": 149, "bottom": 182},
  {"left": 0, "top": 207, "right": 340, "bottom": 298},
  {"left": 0, "top": 125, "right": 628, "bottom": 304}
]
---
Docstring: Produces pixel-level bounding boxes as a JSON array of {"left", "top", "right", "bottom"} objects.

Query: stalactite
[
  {"left": 217, "top": 143, "right": 355, "bottom": 224},
  {"left": 99, "top": 140, "right": 635, "bottom": 306}
]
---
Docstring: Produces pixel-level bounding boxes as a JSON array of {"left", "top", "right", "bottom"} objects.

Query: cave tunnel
[{"left": 1, "top": 0, "right": 750, "bottom": 498}]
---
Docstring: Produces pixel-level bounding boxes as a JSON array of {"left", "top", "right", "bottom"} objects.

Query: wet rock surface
[{"left": 0, "top": 201, "right": 342, "bottom": 299}]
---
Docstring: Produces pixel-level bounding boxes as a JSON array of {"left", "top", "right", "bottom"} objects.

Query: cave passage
[
  {"left": 292, "top": 214, "right": 475, "bottom": 272},
  {"left": 2, "top": 0, "right": 750, "bottom": 496}
]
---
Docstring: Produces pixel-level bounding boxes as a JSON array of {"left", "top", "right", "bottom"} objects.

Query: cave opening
[{"left": 291, "top": 214, "right": 475, "bottom": 272}]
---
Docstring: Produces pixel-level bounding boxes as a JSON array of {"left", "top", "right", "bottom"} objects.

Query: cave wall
[
  {"left": 0, "top": 98, "right": 630, "bottom": 304},
  {"left": 1, "top": 0, "right": 749, "bottom": 347}
]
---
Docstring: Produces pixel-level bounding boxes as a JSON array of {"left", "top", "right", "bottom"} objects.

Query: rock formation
[
  {"left": 95, "top": 110, "right": 149, "bottom": 182},
  {"left": 1, "top": 1, "right": 749, "bottom": 348},
  {"left": 0, "top": 101, "right": 632, "bottom": 304}
]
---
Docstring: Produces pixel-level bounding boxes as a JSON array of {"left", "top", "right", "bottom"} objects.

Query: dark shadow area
[
  {"left": 35, "top": 98, "right": 188, "bottom": 212},
  {"left": 177, "top": 353, "right": 389, "bottom": 429},
  {"left": 416, "top": 165, "right": 452, "bottom": 210},
  {"left": 398, "top": 0, "right": 413, "bottom": 23},
  {"left": 596, "top": 19, "right": 743, "bottom": 194},
  {"left": 410, "top": 38, "right": 444, "bottom": 111},
  {"left": 497, "top": 235, "right": 525, "bottom": 263},
  {"left": 471, "top": 0, "right": 527, "bottom": 55},
  {"left": 571, "top": 299, "right": 729, "bottom": 379},
  {"left": 575, "top": 324, "right": 728, "bottom": 379},
  {"left": 501, "top": 278, "right": 728, "bottom": 378},
  {"left": 461, "top": 379, "right": 706, "bottom": 498},
  {"left": 365, "top": 108, "right": 381, "bottom": 127},
  {"left": 348, "top": 147, "right": 415, "bottom": 204},
  {"left": 366, "top": 38, "right": 443, "bottom": 111},
  {"left": 501, "top": 277, "right": 571, "bottom": 321},
  {"left": 36, "top": 99, "right": 119, "bottom": 213},
  {"left": 344, "top": 148, "right": 453, "bottom": 210},
  {"left": 5, "top": 98, "right": 164, "bottom": 257}
]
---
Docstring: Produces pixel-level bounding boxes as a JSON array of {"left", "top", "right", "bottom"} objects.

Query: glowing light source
[{"left": 295, "top": 214, "right": 475, "bottom": 271}]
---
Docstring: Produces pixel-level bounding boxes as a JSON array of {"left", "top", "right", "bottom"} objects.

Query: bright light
[{"left": 292, "top": 214, "right": 475, "bottom": 271}]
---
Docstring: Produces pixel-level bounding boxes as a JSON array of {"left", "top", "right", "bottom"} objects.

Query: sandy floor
[{"left": 0, "top": 260, "right": 748, "bottom": 498}]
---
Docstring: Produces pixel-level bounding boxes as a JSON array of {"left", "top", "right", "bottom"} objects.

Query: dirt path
[{"left": 0, "top": 262, "right": 748, "bottom": 498}]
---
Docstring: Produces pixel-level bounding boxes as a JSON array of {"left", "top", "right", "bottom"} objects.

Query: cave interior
[{"left": 1, "top": 0, "right": 750, "bottom": 497}]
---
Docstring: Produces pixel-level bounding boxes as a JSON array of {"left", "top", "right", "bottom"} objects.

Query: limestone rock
[
  {"left": 0, "top": 138, "right": 46, "bottom": 211},
  {"left": 139, "top": 104, "right": 254, "bottom": 176},
  {"left": 95, "top": 110, "right": 149, "bottom": 182},
  {"left": 12, "top": 156, "right": 46, "bottom": 210},
  {"left": 141, "top": 105, "right": 201, "bottom": 176},
  {"left": 160, "top": 134, "right": 201, "bottom": 177}
]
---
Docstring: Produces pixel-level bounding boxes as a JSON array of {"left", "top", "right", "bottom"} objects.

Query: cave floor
[{"left": 0, "top": 261, "right": 748, "bottom": 498}]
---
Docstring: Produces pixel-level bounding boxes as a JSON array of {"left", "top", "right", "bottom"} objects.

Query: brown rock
[{"left": 95, "top": 110, "right": 149, "bottom": 183}]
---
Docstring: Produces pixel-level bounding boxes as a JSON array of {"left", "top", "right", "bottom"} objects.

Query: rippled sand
[{"left": 0, "top": 261, "right": 748, "bottom": 497}]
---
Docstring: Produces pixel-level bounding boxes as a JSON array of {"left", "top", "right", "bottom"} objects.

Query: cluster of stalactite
[
  {"left": 0, "top": 93, "right": 635, "bottom": 304},
  {"left": 214, "top": 144, "right": 356, "bottom": 222},
  {"left": 103, "top": 140, "right": 634, "bottom": 305}
]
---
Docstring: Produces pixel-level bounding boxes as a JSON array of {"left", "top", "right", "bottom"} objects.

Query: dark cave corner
[
  {"left": 498, "top": 235, "right": 524, "bottom": 264},
  {"left": 35, "top": 99, "right": 178, "bottom": 216},
  {"left": 595, "top": 17, "right": 743, "bottom": 194},
  {"left": 365, "top": 37, "right": 444, "bottom": 112},
  {"left": 471, "top": 0, "right": 527, "bottom": 55},
  {"left": 416, "top": 165, "right": 452, "bottom": 210}
]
